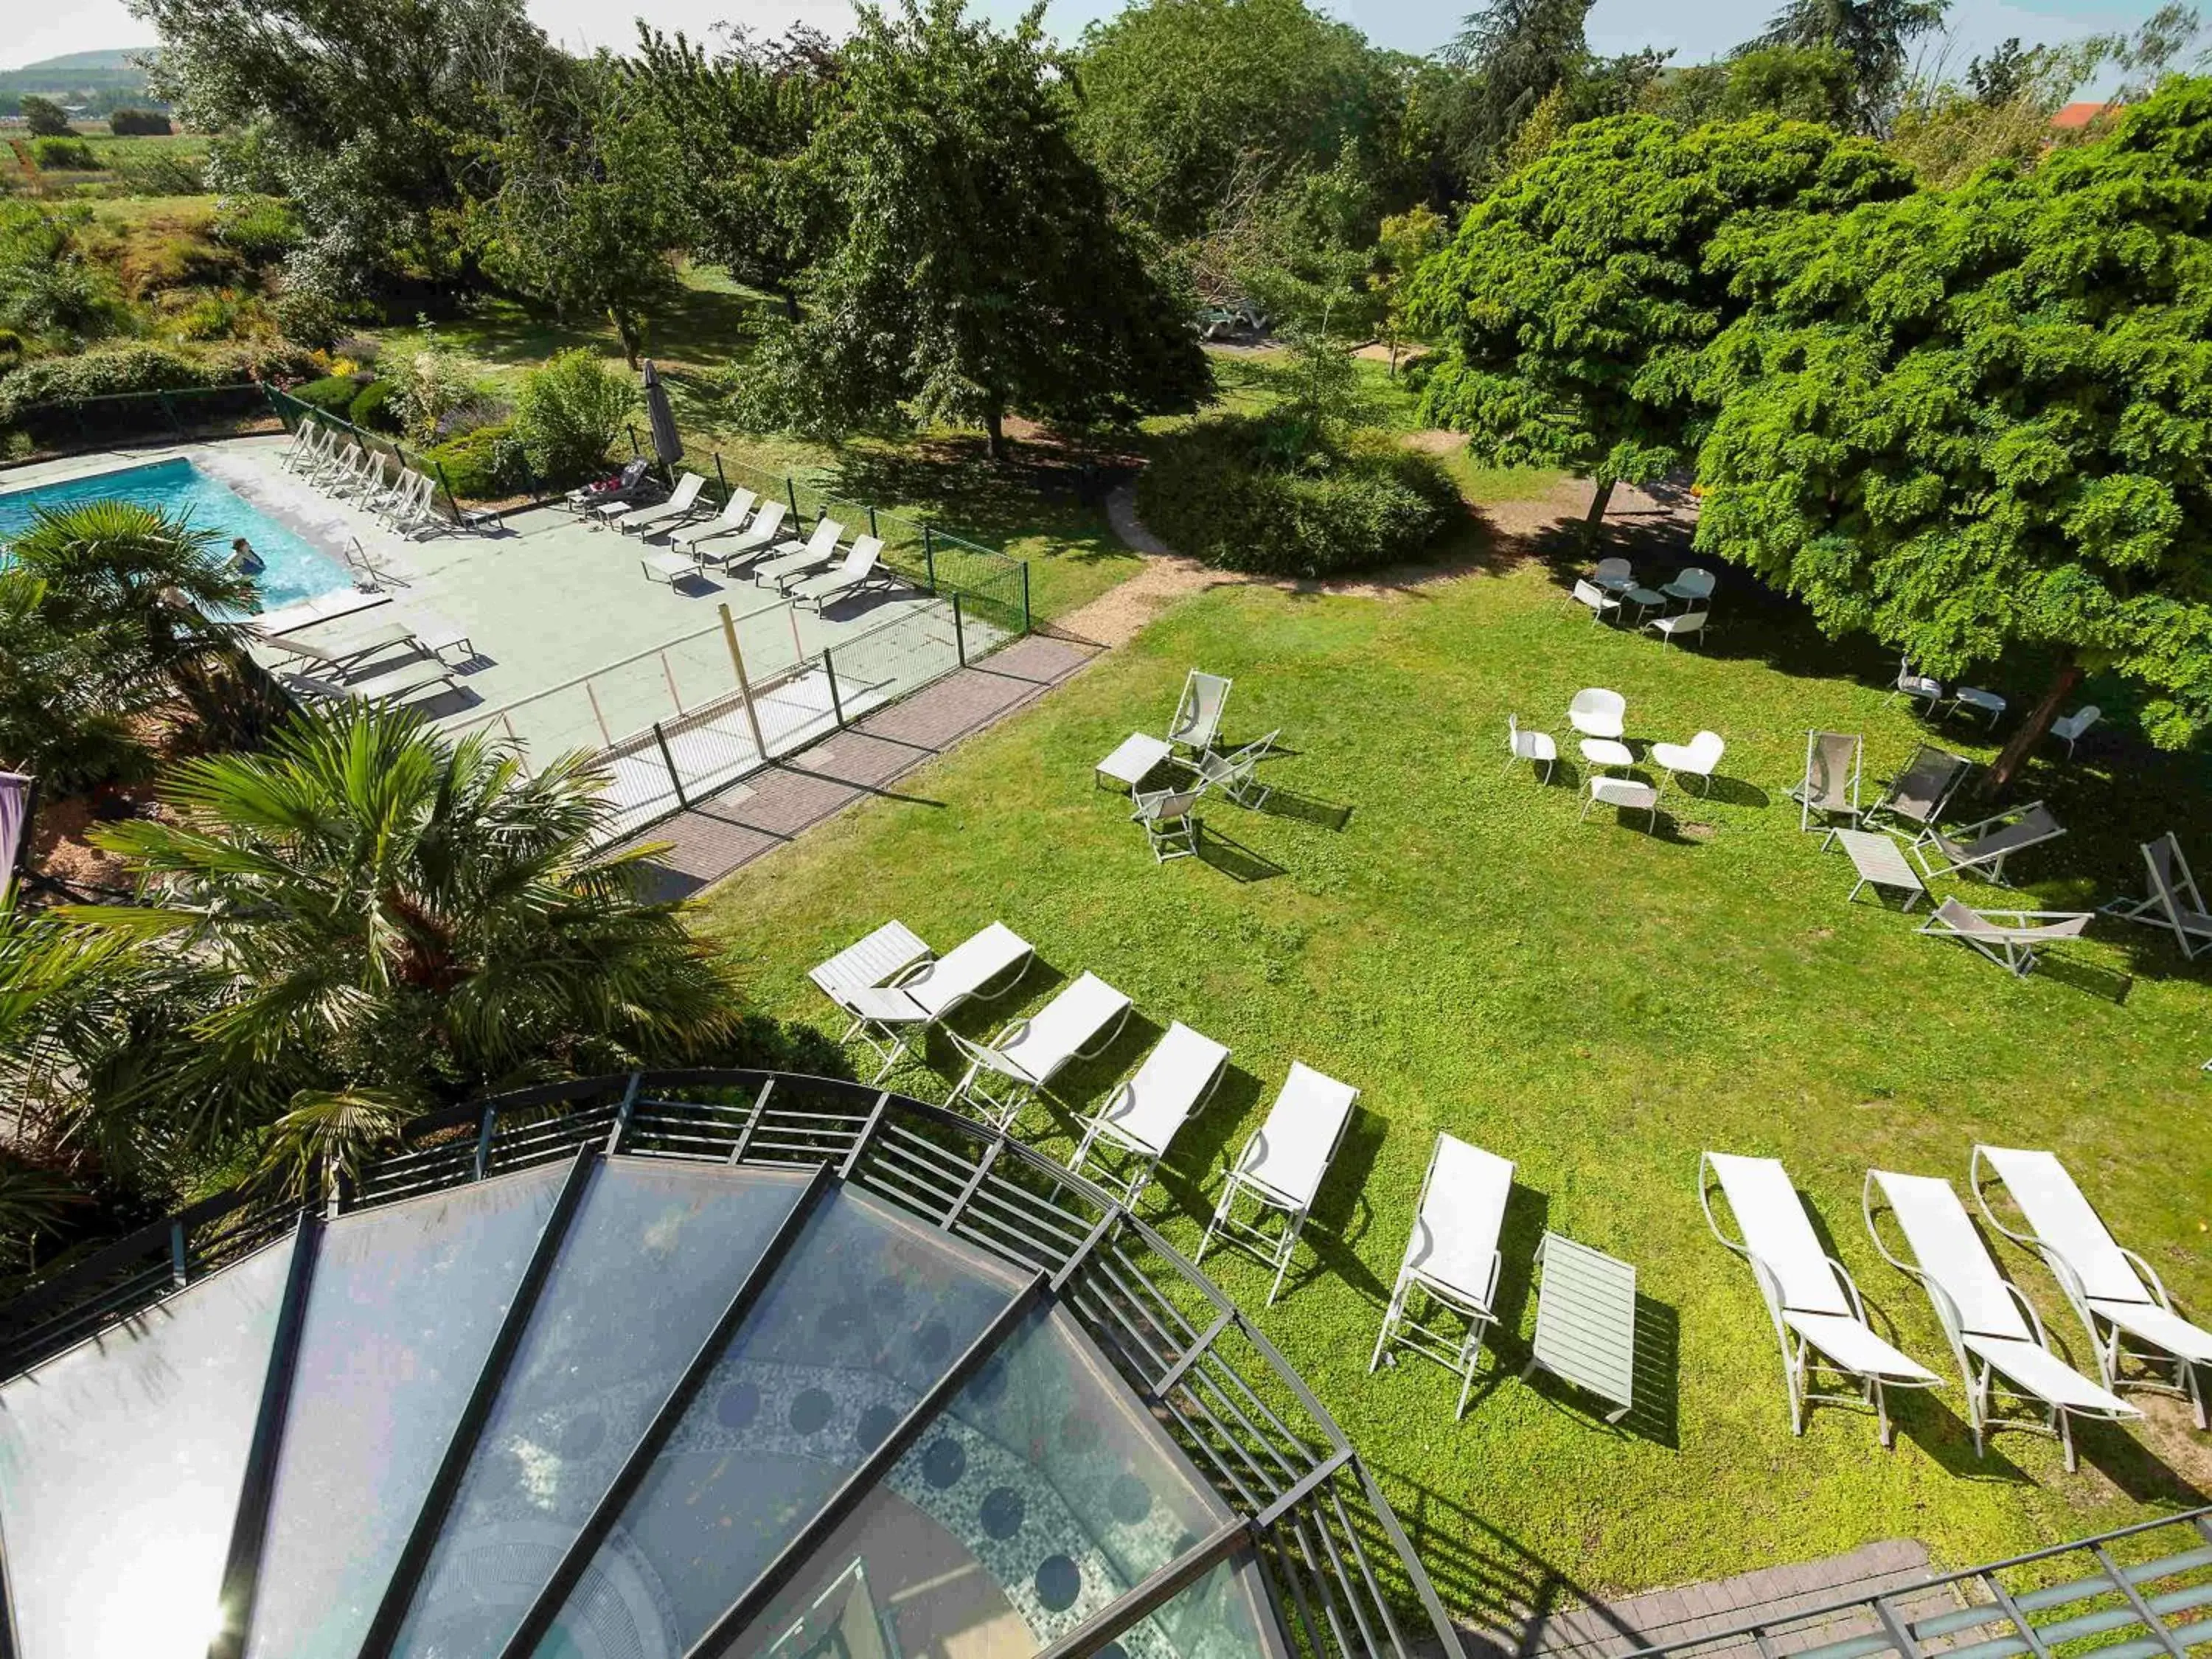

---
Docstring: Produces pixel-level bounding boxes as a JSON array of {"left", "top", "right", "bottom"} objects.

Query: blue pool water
[{"left": 0, "top": 456, "right": 356, "bottom": 613}]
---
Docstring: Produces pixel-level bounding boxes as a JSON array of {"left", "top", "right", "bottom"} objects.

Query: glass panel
[
  {"left": 533, "top": 1186, "right": 1029, "bottom": 1659},
  {"left": 243, "top": 1163, "right": 571, "bottom": 1659},
  {"left": 394, "top": 1161, "right": 813, "bottom": 1659},
  {"left": 717, "top": 1307, "right": 1270, "bottom": 1659},
  {"left": 0, "top": 1233, "right": 299, "bottom": 1659}
]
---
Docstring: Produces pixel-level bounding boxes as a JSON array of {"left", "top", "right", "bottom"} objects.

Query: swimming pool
[{"left": 0, "top": 456, "right": 357, "bottom": 613}]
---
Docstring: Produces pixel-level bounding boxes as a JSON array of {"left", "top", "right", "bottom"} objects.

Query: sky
[{"left": 1, "top": 0, "right": 2177, "bottom": 77}]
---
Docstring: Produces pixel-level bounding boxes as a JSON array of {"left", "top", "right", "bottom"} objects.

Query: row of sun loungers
[
  {"left": 280, "top": 421, "right": 448, "bottom": 538},
  {"left": 608, "top": 483, "right": 895, "bottom": 612},
  {"left": 253, "top": 608, "right": 469, "bottom": 710},
  {"left": 1705, "top": 1148, "right": 2208, "bottom": 1466}
]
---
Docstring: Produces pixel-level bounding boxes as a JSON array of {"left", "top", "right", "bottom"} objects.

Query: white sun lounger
[
  {"left": 2103, "top": 834, "right": 2212, "bottom": 959},
  {"left": 1197, "top": 1062, "right": 1357, "bottom": 1305},
  {"left": 1910, "top": 801, "right": 2065, "bottom": 884},
  {"left": 285, "top": 655, "right": 457, "bottom": 709},
  {"left": 1371, "top": 1135, "right": 1514, "bottom": 1419},
  {"left": 698, "top": 500, "right": 787, "bottom": 569},
  {"left": 945, "top": 970, "right": 1133, "bottom": 1129},
  {"left": 1167, "top": 670, "right": 1232, "bottom": 755},
  {"left": 260, "top": 618, "right": 420, "bottom": 674},
  {"left": 788, "top": 536, "right": 885, "bottom": 613},
  {"left": 1863, "top": 1169, "right": 2138, "bottom": 1469},
  {"left": 1700, "top": 1152, "right": 1940, "bottom": 1444},
  {"left": 671, "top": 488, "right": 757, "bottom": 554},
  {"left": 836, "top": 921, "right": 1034, "bottom": 1081},
  {"left": 1918, "top": 899, "right": 2092, "bottom": 977},
  {"left": 1068, "top": 1021, "right": 1231, "bottom": 1205},
  {"left": 1970, "top": 1145, "right": 2210, "bottom": 1427},
  {"left": 808, "top": 922, "right": 934, "bottom": 1044},
  {"left": 754, "top": 518, "right": 846, "bottom": 588},
  {"left": 608, "top": 472, "right": 706, "bottom": 535}
]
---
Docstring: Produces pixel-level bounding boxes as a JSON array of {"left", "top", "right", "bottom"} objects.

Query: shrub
[
  {"left": 349, "top": 378, "right": 400, "bottom": 432},
  {"left": 1137, "top": 416, "right": 1463, "bottom": 578},
  {"left": 288, "top": 374, "right": 367, "bottom": 420},
  {"left": 0, "top": 345, "right": 226, "bottom": 425},
  {"left": 108, "top": 110, "right": 174, "bottom": 137},
  {"left": 272, "top": 281, "right": 342, "bottom": 350},
  {"left": 423, "top": 420, "right": 529, "bottom": 500},
  {"left": 213, "top": 195, "right": 299, "bottom": 264},
  {"left": 393, "top": 328, "right": 487, "bottom": 444},
  {"left": 512, "top": 349, "right": 635, "bottom": 485},
  {"left": 107, "top": 152, "right": 208, "bottom": 195},
  {"left": 30, "top": 139, "right": 100, "bottom": 172},
  {"left": 0, "top": 330, "right": 22, "bottom": 374},
  {"left": 20, "top": 97, "right": 72, "bottom": 139}
]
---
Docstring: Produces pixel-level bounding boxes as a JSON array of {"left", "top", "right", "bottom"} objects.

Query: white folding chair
[
  {"left": 1133, "top": 784, "right": 1203, "bottom": 863},
  {"left": 1790, "top": 731, "right": 1863, "bottom": 834},
  {"left": 1504, "top": 714, "right": 1557, "bottom": 783},
  {"left": 1700, "top": 1152, "right": 1940, "bottom": 1444},
  {"left": 1917, "top": 900, "right": 2091, "bottom": 977},
  {"left": 1167, "top": 670, "right": 1233, "bottom": 755},
  {"left": 1371, "top": 1135, "right": 1514, "bottom": 1419},
  {"left": 2102, "top": 834, "right": 2212, "bottom": 959},
  {"left": 1864, "top": 1169, "right": 2138, "bottom": 1470},
  {"left": 835, "top": 922, "right": 1034, "bottom": 1081},
  {"left": 1068, "top": 1021, "right": 1231, "bottom": 1205},
  {"left": 945, "top": 971, "right": 1133, "bottom": 1129},
  {"left": 1971, "top": 1145, "right": 2209, "bottom": 1427},
  {"left": 1197, "top": 1062, "right": 1357, "bottom": 1304}
]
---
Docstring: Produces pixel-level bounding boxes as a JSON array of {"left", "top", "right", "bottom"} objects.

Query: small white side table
[
  {"left": 1096, "top": 732, "right": 1172, "bottom": 792},
  {"left": 1523, "top": 1231, "right": 1638, "bottom": 1423}
]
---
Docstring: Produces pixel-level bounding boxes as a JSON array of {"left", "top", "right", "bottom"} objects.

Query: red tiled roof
[{"left": 2051, "top": 101, "right": 2112, "bottom": 131}]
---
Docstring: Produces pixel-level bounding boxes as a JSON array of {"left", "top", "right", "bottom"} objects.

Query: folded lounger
[
  {"left": 1864, "top": 1168, "right": 2137, "bottom": 1469},
  {"left": 835, "top": 921, "right": 1035, "bottom": 1082},
  {"left": 1700, "top": 1152, "right": 1940, "bottom": 1444}
]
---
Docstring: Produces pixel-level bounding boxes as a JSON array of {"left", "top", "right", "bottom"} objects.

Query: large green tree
[
  {"left": 1070, "top": 0, "right": 1399, "bottom": 241},
  {"left": 1409, "top": 114, "right": 1912, "bottom": 535},
  {"left": 1696, "top": 78, "right": 2212, "bottom": 788},
  {"left": 750, "top": 0, "right": 1211, "bottom": 458},
  {"left": 1755, "top": 0, "right": 1949, "bottom": 133}
]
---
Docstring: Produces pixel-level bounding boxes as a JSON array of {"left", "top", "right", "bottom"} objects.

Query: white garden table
[{"left": 1523, "top": 1231, "right": 1637, "bottom": 1422}]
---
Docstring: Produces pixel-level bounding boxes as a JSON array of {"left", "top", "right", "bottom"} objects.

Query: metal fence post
[
  {"left": 714, "top": 453, "right": 728, "bottom": 503},
  {"left": 952, "top": 593, "right": 967, "bottom": 667},
  {"left": 718, "top": 603, "right": 769, "bottom": 762},
  {"left": 433, "top": 460, "right": 463, "bottom": 522},
  {"left": 1020, "top": 560, "right": 1032, "bottom": 633},
  {"left": 628, "top": 424, "right": 641, "bottom": 458},
  {"left": 785, "top": 477, "right": 801, "bottom": 526},
  {"left": 651, "top": 722, "right": 689, "bottom": 808},
  {"left": 156, "top": 390, "right": 184, "bottom": 439},
  {"left": 824, "top": 647, "right": 845, "bottom": 727},
  {"left": 924, "top": 526, "right": 938, "bottom": 594},
  {"left": 868, "top": 505, "right": 879, "bottom": 539}
]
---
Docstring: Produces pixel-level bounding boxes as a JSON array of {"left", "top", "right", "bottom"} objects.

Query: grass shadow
[
  {"left": 1144, "top": 1062, "right": 1268, "bottom": 1227},
  {"left": 1697, "top": 774, "right": 1773, "bottom": 810},
  {"left": 1255, "top": 787, "right": 1354, "bottom": 831},
  {"left": 1194, "top": 822, "right": 1286, "bottom": 883},
  {"left": 2031, "top": 953, "right": 2134, "bottom": 1004},
  {"left": 1294, "top": 1104, "right": 1391, "bottom": 1302}
]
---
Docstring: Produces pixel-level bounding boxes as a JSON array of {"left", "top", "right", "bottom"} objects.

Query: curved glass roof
[{"left": 0, "top": 1073, "right": 1459, "bottom": 1659}]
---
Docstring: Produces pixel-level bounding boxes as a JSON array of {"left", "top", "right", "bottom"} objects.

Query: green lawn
[{"left": 689, "top": 554, "right": 2212, "bottom": 1621}]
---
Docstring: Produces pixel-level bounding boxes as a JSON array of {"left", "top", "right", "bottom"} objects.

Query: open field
[{"left": 688, "top": 532, "right": 2212, "bottom": 1621}]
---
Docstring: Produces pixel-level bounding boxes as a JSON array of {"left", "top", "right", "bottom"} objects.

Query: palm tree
[{"left": 70, "top": 704, "right": 745, "bottom": 1191}]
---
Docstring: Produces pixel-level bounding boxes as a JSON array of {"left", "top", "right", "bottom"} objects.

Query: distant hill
[{"left": 0, "top": 48, "right": 164, "bottom": 117}]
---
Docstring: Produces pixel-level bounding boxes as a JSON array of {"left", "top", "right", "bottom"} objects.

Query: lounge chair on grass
[
  {"left": 754, "top": 518, "right": 846, "bottom": 590},
  {"left": 788, "top": 536, "right": 886, "bottom": 613},
  {"left": 1568, "top": 688, "right": 1626, "bottom": 739},
  {"left": 1910, "top": 801, "right": 2064, "bottom": 884},
  {"left": 698, "top": 500, "right": 787, "bottom": 570},
  {"left": 1888, "top": 656, "right": 1947, "bottom": 717},
  {"left": 2102, "top": 833, "right": 2212, "bottom": 959},
  {"left": 1790, "top": 730, "right": 1863, "bottom": 834},
  {"left": 834, "top": 921, "right": 1034, "bottom": 1081},
  {"left": 1167, "top": 670, "right": 1232, "bottom": 755},
  {"left": 1182, "top": 728, "right": 1278, "bottom": 809},
  {"left": 1572, "top": 580, "right": 1621, "bottom": 625},
  {"left": 285, "top": 655, "right": 456, "bottom": 709},
  {"left": 1132, "top": 783, "right": 1204, "bottom": 863},
  {"left": 1581, "top": 774, "right": 1659, "bottom": 829},
  {"left": 1645, "top": 610, "right": 1707, "bottom": 647},
  {"left": 1589, "top": 556, "right": 1634, "bottom": 592},
  {"left": 671, "top": 487, "right": 757, "bottom": 553},
  {"left": 602, "top": 472, "right": 703, "bottom": 534},
  {"left": 1197, "top": 1062, "right": 1357, "bottom": 1304},
  {"left": 1863, "top": 1168, "right": 2137, "bottom": 1469},
  {"left": 1371, "top": 1134, "right": 1514, "bottom": 1419},
  {"left": 1652, "top": 731, "right": 1723, "bottom": 793},
  {"left": 1700, "top": 1152, "right": 1941, "bottom": 1444},
  {"left": 260, "top": 618, "right": 421, "bottom": 675},
  {"left": 1662, "top": 567, "right": 1715, "bottom": 608},
  {"left": 1505, "top": 714, "right": 1557, "bottom": 783},
  {"left": 1970, "top": 1145, "right": 2211, "bottom": 1427},
  {"left": 945, "top": 970, "right": 1133, "bottom": 1130},
  {"left": 808, "top": 921, "right": 935, "bottom": 1046},
  {"left": 1861, "top": 744, "right": 1971, "bottom": 838},
  {"left": 1918, "top": 899, "right": 2091, "bottom": 977},
  {"left": 1068, "top": 1020, "right": 1231, "bottom": 1206}
]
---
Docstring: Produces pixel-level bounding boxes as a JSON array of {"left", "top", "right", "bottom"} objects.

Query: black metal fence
[{"left": 0, "top": 383, "right": 285, "bottom": 458}]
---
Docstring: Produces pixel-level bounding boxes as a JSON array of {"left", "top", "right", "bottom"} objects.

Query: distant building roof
[{"left": 2052, "top": 101, "right": 2115, "bottom": 131}]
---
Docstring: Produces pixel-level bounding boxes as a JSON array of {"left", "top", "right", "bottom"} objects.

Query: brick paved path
[{"left": 625, "top": 633, "right": 1099, "bottom": 898}]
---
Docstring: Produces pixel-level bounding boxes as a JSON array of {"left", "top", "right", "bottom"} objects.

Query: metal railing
[
  {"left": 0, "top": 383, "right": 285, "bottom": 459},
  {"left": 0, "top": 1070, "right": 1470, "bottom": 1659}
]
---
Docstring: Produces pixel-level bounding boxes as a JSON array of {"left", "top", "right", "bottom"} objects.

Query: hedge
[
  {"left": 0, "top": 342, "right": 315, "bottom": 430},
  {"left": 288, "top": 374, "right": 369, "bottom": 420},
  {"left": 422, "top": 420, "right": 530, "bottom": 500},
  {"left": 349, "top": 378, "right": 400, "bottom": 433},
  {"left": 1136, "top": 416, "right": 1464, "bottom": 578}
]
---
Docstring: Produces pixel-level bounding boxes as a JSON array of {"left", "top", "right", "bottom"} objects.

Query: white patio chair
[
  {"left": 1183, "top": 728, "right": 1277, "bottom": 808},
  {"left": 1789, "top": 731, "right": 1863, "bottom": 834},
  {"left": 2048, "top": 705, "right": 2101, "bottom": 758},
  {"left": 672, "top": 487, "right": 757, "bottom": 553},
  {"left": 1571, "top": 580, "right": 1621, "bottom": 625},
  {"left": 1888, "top": 656, "right": 1947, "bottom": 716},
  {"left": 835, "top": 921, "right": 1034, "bottom": 1081},
  {"left": 1970, "top": 1145, "right": 2210, "bottom": 1427},
  {"left": 1910, "top": 801, "right": 2064, "bottom": 885},
  {"left": 1504, "top": 714, "right": 1557, "bottom": 783},
  {"left": 1568, "top": 688, "right": 1626, "bottom": 740},
  {"left": 945, "top": 971, "right": 1133, "bottom": 1130},
  {"left": 611, "top": 471, "right": 708, "bottom": 535},
  {"left": 698, "top": 501, "right": 787, "bottom": 570},
  {"left": 1068, "top": 1020, "right": 1231, "bottom": 1206},
  {"left": 1197, "top": 1062, "right": 1357, "bottom": 1304},
  {"left": 2102, "top": 834, "right": 2212, "bottom": 959},
  {"left": 1661, "top": 567, "right": 1715, "bottom": 608},
  {"left": 754, "top": 518, "right": 846, "bottom": 588},
  {"left": 808, "top": 921, "right": 935, "bottom": 1046},
  {"left": 1589, "top": 556, "right": 1634, "bottom": 592},
  {"left": 1863, "top": 1168, "right": 2138, "bottom": 1469},
  {"left": 1371, "top": 1135, "right": 1514, "bottom": 1419},
  {"left": 1167, "top": 670, "right": 1233, "bottom": 755},
  {"left": 1700, "top": 1152, "right": 1941, "bottom": 1444},
  {"left": 1580, "top": 774, "right": 1659, "bottom": 829},
  {"left": 1645, "top": 611, "right": 1707, "bottom": 648},
  {"left": 1132, "top": 783, "right": 1203, "bottom": 863},
  {"left": 1650, "top": 731, "right": 1723, "bottom": 794},
  {"left": 1918, "top": 899, "right": 2091, "bottom": 977}
]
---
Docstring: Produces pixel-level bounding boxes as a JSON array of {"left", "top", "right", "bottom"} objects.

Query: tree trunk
[
  {"left": 611, "top": 307, "right": 641, "bottom": 369},
  {"left": 779, "top": 287, "right": 801, "bottom": 323},
  {"left": 1582, "top": 477, "right": 1616, "bottom": 543},
  {"left": 983, "top": 405, "right": 1006, "bottom": 461},
  {"left": 1981, "top": 650, "right": 2081, "bottom": 798}
]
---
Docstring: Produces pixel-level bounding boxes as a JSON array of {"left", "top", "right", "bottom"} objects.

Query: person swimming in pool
[{"left": 229, "top": 537, "right": 265, "bottom": 575}]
